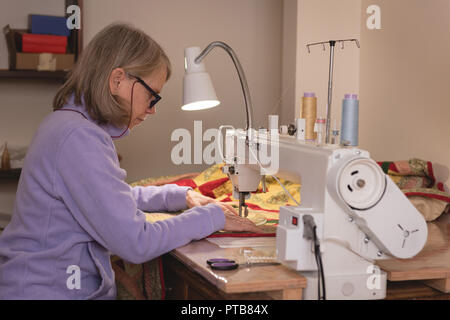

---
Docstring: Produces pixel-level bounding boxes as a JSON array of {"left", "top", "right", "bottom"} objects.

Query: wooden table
[
  {"left": 377, "top": 214, "right": 450, "bottom": 299},
  {"left": 162, "top": 214, "right": 449, "bottom": 300},
  {"left": 163, "top": 239, "right": 306, "bottom": 300}
]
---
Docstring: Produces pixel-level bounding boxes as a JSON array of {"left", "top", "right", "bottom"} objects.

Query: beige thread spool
[{"left": 300, "top": 92, "right": 317, "bottom": 141}]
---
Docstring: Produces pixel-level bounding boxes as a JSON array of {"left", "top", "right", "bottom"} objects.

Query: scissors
[{"left": 207, "top": 258, "right": 238, "bottom": 270}]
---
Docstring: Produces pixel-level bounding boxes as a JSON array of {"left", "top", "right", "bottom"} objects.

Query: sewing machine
[{"left": 221, "top": 117, "right": 428, "bottom": 300}]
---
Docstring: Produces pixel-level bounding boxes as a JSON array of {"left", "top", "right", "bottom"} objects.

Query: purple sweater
[{"left": 0, "top": 98, "right": 225, "bottom": 299}]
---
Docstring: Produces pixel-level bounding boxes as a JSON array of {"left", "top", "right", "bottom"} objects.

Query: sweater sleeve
[
  {"left": 131, "top": 185, "right": 191, "bottom": 212},
  {"left": 55, "top": 126, "right": 225, "bottom": 264}
]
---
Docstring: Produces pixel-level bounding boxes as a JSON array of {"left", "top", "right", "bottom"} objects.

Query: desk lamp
[
  {"left": 182, "top": 42, "right": 257, "bottom": 217},
  {"left": 182, "top": 41, "right": 254, "bottom": 131}
]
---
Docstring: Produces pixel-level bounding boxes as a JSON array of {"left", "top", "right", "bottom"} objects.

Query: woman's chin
[{"left": 131, "top": 118, "right": 145, "bottom": 129}]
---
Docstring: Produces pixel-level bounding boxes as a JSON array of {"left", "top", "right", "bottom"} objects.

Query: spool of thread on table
[
  {"left": 314, "top": 118, "right": 326, "bottom": 145},
  {"left": 300, "top": 92, "right": 317, "bottom": 141},
  {"left": 340, "top": 94, "right": 359, "bottom": 146}
]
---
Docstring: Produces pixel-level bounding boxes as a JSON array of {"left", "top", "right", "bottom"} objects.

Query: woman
[{"left": 0, "top": 23, "right": 260, "bottom": 299}]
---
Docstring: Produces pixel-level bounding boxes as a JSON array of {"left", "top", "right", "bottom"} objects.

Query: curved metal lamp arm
[{"left": 195, "top": 41, "right": 253, "bottom": 131}]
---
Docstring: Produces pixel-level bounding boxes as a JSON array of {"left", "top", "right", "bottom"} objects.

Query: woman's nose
[{"left": 147, "top": 107, "right": 156, "bottom": 114}]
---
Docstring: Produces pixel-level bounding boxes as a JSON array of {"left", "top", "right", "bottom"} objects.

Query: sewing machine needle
[{"left": 239, "top": 192, "right": 247, "bottom": 217}]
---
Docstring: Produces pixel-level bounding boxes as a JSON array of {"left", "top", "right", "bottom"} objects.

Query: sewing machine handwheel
[{"left": 338, "top": 158, "right": 386, "bottom": 210}]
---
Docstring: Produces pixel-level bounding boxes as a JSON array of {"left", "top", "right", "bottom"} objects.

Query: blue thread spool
[{"left": 340, "top": 94, "right": 359, "bottom": 146}]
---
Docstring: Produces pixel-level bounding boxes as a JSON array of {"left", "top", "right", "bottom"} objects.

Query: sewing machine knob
[
  {"left": 338, "top": 158, "right": 386, "bottom": 210},
  {"left": 356, "top": 179, "right": 365, "bottom": 188}
]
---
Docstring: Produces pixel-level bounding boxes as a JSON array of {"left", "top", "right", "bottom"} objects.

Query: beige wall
[
  {"left": 280, "top": 0, "right": 298, "bottom": 125},
  {"left": 359, "top": 0, "right": 450, "bottom": 186},
  {"left": 83, "top": 0, "right": 282, "bottom": 182},
  {"left": 294, "top": 0, "right": 362, "bottom": 124},
  {"left": 283, "top": 0, "right": 448, "bottom": 186}
]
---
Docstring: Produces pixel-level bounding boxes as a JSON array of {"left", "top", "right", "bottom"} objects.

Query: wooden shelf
[
  {"left": 0, "top": 168, "right": 21, "bottom": 180},
  {"left": 0, "top": 69, "right": 68, "bottom": 81},
  {"left": 0, "top": 0, "right": 83, "bottom": 82}
]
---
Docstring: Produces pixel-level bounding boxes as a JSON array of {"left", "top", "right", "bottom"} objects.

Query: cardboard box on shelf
[{"left": 3, "top": 24, "right": 74, "bottom": 71}]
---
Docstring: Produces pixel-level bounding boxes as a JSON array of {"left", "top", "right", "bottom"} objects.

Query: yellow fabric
[{"left": 193, "top": 163, "right": 301, "bottom": 211}]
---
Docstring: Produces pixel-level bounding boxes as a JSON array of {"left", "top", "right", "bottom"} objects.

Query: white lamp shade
[{"left": 182, "top": 72, "right": 220, "bottom": 111}]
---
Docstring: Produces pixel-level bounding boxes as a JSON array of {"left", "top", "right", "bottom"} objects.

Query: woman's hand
[
  {"left": 186, "top": 189, "right": 216, "bottom": 208},
  {"left": 214, "top": 202, "right": 263, "bottom": 234},
  {"left": 186, "top": 190, "right": 262, "bottom": 233},
  {"left": 186, "top": 190, "right": 236, "bottom": 212}
]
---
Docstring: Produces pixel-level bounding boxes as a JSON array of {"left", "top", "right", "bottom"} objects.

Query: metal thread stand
[{"left": 306, "top": 39, "right": 360, "bottom": 144}]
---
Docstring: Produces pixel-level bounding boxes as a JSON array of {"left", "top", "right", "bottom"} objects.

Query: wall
[
  {"left": 283, "top": 0, "right": 448, "bottom": 186},
  {"left": 359, "top": 0, "right": 450, "bottom": 185},
  {"left": 290, "top": 0, "right": 362, "bottom": 125},
  {"left": 280, "top": 0, "right": 298, "bottom": 125},
  {"left": 83, "top": 0, "right": 283, "bottom": 182}
]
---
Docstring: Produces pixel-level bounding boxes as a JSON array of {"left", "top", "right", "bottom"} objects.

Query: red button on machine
[{"left": 292, "top": 216, "right": 298, "bottom": 226}]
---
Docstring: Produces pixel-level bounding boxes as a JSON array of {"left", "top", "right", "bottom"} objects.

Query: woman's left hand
[
  {"left": 186, "top": 190, "right": 238, "bottom": 215},
  {"left": 186, "top": 189, "right": 215, "bottom": 208}
]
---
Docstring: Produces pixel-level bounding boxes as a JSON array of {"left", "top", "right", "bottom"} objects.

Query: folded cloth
[{"left": 377, "top": 158, "right": 450, "bottom": 221}]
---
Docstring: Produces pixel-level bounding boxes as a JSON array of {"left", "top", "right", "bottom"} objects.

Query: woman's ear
[{"left": 109, "top": 68, "right": 127, "bottom": 96}]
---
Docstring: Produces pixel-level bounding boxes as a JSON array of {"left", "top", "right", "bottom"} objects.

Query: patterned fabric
[
  {"left": 191, "top": 163, "right": 301, "bottom": 212},
  {"left": 377, "top": 158, "right": 450, "bottom": 221},
  {"left": 112, "top": 256, "right": 164, "bottom": 300}
]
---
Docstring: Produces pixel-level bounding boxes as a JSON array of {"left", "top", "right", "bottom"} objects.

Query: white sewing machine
[{"left": 221, "top": 117, "right": 428, "bottom": 300}]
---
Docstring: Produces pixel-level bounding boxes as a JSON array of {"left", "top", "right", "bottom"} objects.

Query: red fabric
[
  {"left": 172, "top": 178, "right": 197, "bottom": 189},
  {"left": 426, "top": 161, "right": 436, "bottom": 186},
  {"left": 198, "top": 177, "right": 229, "bottom": 199},
  {"left": 389, "top": 162, "right": 398, "bottom": 173},
  {"left": 245, "top": 202, "right": 278, "bottom": 213},
  {"left": 405, "top": 192, "right": 450, "bottom": 203},
  {"left": 220, "top": 194, "right": 279, "bottom": 213},
  {"left": 158, "top": 257, "right": 165, "bottom": 300},
  {"left": 208, "top": 232, "right": 276, "bottom": 238}
]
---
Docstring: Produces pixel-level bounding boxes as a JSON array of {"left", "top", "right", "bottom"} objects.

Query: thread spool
[
  {"left": 314, "top": 118, "right": 326, "bottom": 145},
  {"left": 300, "top": 92, "right": 317, "bottom": 141},
  {"left": 340, "top": 94, "right": 359, "bottom": 146},
  {"left": 268, "top": 115, "right": 279, "bottom": 132}
]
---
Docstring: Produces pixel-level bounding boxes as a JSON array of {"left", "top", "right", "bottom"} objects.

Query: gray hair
[{"left": 53, "top": 23, "right": 171, "bottom": 127}]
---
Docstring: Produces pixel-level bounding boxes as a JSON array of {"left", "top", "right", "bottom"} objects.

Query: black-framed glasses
[{"left": 128, "top": 74, "right": 161, "bottom": 109}]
